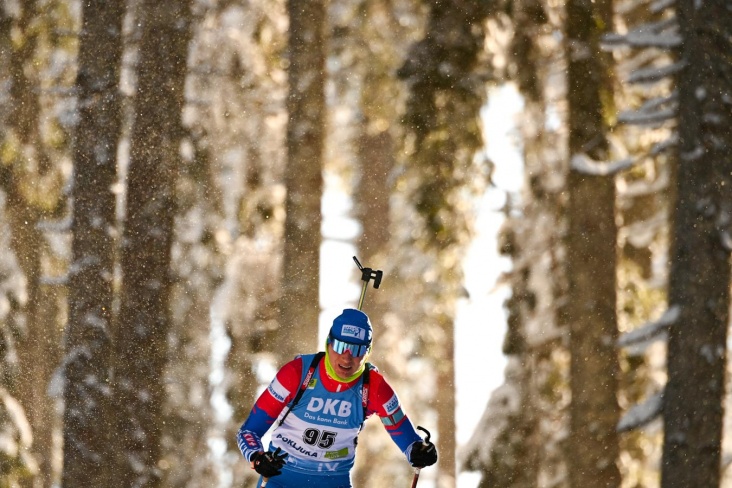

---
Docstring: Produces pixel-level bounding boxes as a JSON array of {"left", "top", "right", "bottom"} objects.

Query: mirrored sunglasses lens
[
  {"left": 332, "top": 340, "right": 346, "bottom": 354},
  {"left": 332, "top": 339, "right": 366, "bottom": 357}
]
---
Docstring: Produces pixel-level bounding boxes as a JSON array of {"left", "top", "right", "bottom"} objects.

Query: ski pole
[
  {"left": 353, "top": 256, "right": 382, "bottom": 310},
  {"left": 410, "top": 426, "right": 432, "bottom": 488}
]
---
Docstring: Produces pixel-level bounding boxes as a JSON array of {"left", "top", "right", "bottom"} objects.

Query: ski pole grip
[{"left": 416, "top": 425, "right": 431, "bottom": 445}]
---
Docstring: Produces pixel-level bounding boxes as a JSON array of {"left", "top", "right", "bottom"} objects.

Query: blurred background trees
[{"left": 0, "top": 0, "right": 730, "bottom": 487}]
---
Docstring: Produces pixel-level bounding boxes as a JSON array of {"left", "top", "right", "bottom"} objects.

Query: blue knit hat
[{"left": 329, "top": 308, "right": 373, "bottom": 346}]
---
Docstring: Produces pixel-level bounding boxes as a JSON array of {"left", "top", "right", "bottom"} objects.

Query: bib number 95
[{"left": 302, "top": 428, "right": 337, "bottom": 448}]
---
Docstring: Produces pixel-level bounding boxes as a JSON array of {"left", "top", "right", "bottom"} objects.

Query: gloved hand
[
  {"left": 251, "top": 447, "right": 288, "bottom": 477},
  {"left": 408, "top": 440, "right": 438, "bottom": 468}
]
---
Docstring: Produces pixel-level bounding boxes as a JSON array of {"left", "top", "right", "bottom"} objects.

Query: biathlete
[{"left": 236, "top": 308, "right": 437, "bottom": 487}]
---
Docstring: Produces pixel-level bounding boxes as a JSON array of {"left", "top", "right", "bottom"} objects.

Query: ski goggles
[{"left": 328, "top": 336, "right": 370, "bottom": 357}]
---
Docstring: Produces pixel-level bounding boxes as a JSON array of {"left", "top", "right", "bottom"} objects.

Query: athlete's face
[{"left": 328, "top": 343, "right": 367, "bottom": 379}]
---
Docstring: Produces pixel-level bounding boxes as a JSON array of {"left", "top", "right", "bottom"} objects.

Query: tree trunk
[
  {"left": 278, "top": 0, "right": 326, "bottom": 361},
  {"left": 661, "top": 2, "right": 732, "bottom": 487},
  {"left": 352, "top": 123, "right": 400, "bottom": 487},
  {"left": 62, "top": 0, "right": 125, "bottom": 485},
  {"left": 113, "top": 1, "right": 193, "bottom": 485},
  {"left": 2, "top": 2, "right": 66, "bottom": 485},
  {"left": 564, "top": 0, "right": 620, "bottom": 485}
]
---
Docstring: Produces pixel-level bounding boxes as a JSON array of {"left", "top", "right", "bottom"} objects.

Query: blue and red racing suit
[{"left": 236, "top": 353, "right": 422, "bottom": 487}]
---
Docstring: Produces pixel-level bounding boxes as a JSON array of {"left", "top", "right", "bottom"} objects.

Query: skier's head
[
  {"left": 326, "top": 308, "right": 372, "bottom": 380},
  {"left": 327, "top": 308, "right": 372, "bottom": 358}
]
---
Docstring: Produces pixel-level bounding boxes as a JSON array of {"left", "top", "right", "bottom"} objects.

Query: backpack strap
[
  {"left": 278, "top": 351, "right": 325, "bottom": 427},
  {"left": 361, "top": 363, "right": 372, "bottom": 419}
]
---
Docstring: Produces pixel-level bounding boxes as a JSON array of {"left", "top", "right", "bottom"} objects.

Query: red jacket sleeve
[
  {"left": 236, "top": 357, "right": 303, "bottom": 460},
  {"left": 367, "top": 369, "right": 422, "bottom": 452}
]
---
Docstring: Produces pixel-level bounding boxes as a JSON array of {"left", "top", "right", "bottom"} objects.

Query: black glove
[
  {"left": 251, "top": 447, "right": 288, "bottom": 477},
  {"left": 409, "top": 440, "right": 438, "bottom": 468}
]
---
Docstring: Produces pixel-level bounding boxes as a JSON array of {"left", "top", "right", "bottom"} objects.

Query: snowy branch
[
  {"left": 627, "top": 61, "right": 685, "bottom": 85},
  {"left": 651, "top": 0, "right": 676, "bottom": 13},
  {"left": 570, "top": 153, "right": 634, "bottom": 176},
  {"left": 618, "top": 93, "right": 678, "bottom": 126},
  {"left": 36, "top": 216, "right": 72, "bottom": 232},
  {"left": 649, "top": 135, "right": 678, "bottom": 156},
  {"left": 602, "top": 18, "right": 681, "bottom": 50},
  {"left": 721, "top": 229, "right": 732, "bottom": 252},
  {"left": 621, "top": 211, "right": 666, "bottom": 249},
  {"left": 617, "top": 391, "right": 663, "bottom": 432},
  {"left": 40, "top": 275, "right": 69, "bottom": 286},
  {"left": 618, "top": 305, "right": 680, "bottom": 347},
  {"left": 618, "top": 168, "right": 669, "bottom": 200},
  {"left": 618, "top": 107, "right": 676, "bottom": 125}
]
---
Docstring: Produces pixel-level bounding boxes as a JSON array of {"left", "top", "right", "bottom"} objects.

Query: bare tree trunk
[
  {"left": 661, "top": 2, "right": 732, "bottom": 486},
  {"left": 113, "top": 1, "right": 193, "bottom": 485},
  {"left": 563, "top": 0, "right": 620, "bottom": 485},
  {"left": 278, "top": 0, "right": 326, "bottom": 361},
  {"left": 62, "top": 0, "right": 125, "bottom": 485}
]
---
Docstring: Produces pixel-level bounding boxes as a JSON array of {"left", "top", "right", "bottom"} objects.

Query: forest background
[{"left": 0, "top": 0, "right": 730, "bottom": 488}]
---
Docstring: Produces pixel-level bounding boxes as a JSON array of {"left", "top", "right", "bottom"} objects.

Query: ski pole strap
[{"left": 278, "top": 352, "right": 325, "bottom": 427}]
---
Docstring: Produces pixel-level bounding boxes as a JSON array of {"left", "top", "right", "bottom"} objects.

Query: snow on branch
[
  {"left": 618, "top": 107, "right": 676, "bottom": 125},
  {"left": 720, "top": 229, "right": 732, "bottom": 252},
  {"left": 627, "top": 60, "right": 686, "bottom": 85},
  {"left": 602, "top": 17, "right": 680, "bottom": 50},
  {"left": 621, "top": 211, "right": 666, "bottom": 249},
  {"left": 618, "top": 93, "right": 678, "bottom": 126},
  {"left": 649, "top": 134, "right": 678, "bottom": 156},
  {"left": 617, "top": 391, "right": 663, "bottom": 432},
  {"left": 570, "top": 153, "right": 634, "bottom": 176},
  {"left": 651, "top": 0, "right": 676, "bottom": 13},
  {"left": 618, "top": 305, "right": 680, "bottom": 347},
  {"left": 36, "top": 216, "right": 72, "bottom": 232}
]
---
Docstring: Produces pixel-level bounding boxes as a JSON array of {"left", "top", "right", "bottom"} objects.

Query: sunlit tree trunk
[
  {"left": 113, "top": 0, "right": 193, "bottom": 485},
  {"left": 278, "top": 0, "right": 326, "bottom": 361},
  {"left": 352, "top": 119, "right": 398, "bottom": 487},
  {"left": 563, "top": 0, "right": 621, "bottom": 485},
  {"left": 1, "top": 2, "right": 66, "bottom": 485},
  {"left": 661, "top": 2, "right": 732, "bottom": 487}
]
